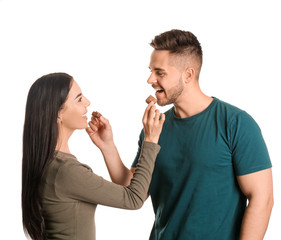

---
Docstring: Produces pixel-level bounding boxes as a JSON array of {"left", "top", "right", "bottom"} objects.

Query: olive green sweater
[{"left": 40, "top": 142, "right": 160, "bottom": 240}]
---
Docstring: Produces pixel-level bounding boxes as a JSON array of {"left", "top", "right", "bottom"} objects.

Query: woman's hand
[
  {"left": 142, "top": 100, "right": 165, "bottom": 144},
  {"left": 86, "top": 115, "right": 114, "bottom": 150}
]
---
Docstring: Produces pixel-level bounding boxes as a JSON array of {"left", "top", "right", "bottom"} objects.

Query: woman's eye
[{"left": 78, "top": 97, "right": 82, "bottom": 102}]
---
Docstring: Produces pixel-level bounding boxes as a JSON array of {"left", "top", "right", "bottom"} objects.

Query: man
[{"left": 100, "top": 30, "right": 273, "bottom": 239}]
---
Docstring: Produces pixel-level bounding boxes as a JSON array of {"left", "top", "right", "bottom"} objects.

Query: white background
[{"left": 0, "top": 0, "right": 280, "bottom": 239}]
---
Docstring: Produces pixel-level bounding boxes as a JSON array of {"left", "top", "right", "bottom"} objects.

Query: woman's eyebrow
[{"left": 75, "top": 93, "right": 82, "bottom": 99}]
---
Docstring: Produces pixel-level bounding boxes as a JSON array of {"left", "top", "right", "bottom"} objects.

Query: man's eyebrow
[
  {"left": 155, "top": 68, "right": 165, "bottom": 71},
  {"left": 149, "top": 67, "right": 165, "bottom": 71},
  {"left": 75, "top": 93, "right": 82, "bottom": 99}
]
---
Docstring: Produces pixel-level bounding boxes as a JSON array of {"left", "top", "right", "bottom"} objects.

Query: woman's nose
[{"left": 85, "top": 97, "right": 90, "bottom": 107}]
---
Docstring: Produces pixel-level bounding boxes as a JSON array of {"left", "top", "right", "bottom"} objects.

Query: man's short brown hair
[{"left": 150, "top": 29, "right": 203, "bottom": 73}]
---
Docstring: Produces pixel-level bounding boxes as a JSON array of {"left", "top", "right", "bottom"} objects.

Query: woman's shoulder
[
  {"left": 55, "top": 151, "right": 77, "bottom": 162},
  {"left": 54, "top": 152, "right": 93, "bottom": 177}
]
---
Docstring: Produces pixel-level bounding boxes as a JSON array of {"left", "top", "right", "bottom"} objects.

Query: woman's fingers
[
  {"left": 142, "top": 101, "right": 165, "bottom": 144},
  {"left": 88, "top": 121, "right": 98, "bottom": 131},
  {"left": 160, "top": 113, "right": 166, "bottom": 124},
  {"left": 147, "top": 105, "right": 157, "bottom": 124},
  {"left": 91, "top": 114, "right": 111, "bottom": 131},
  {"left": 85, "top": 124, "right": 97, "bottom": 140},
  {"left": 154, "top": 109, "right": 160, "bottom": 124},
  {"left": 98, "top": 116, "right": 111, "bottom": 130},
  {"left": 143, "top": 100, "right": 156, "bottom": 124},
  {"left": 144, "top": 104, "right": 162, "bottom": 125}
]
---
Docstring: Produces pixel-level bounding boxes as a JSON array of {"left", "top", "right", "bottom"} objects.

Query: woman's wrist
[
  {"left": 99, "top": 141, "right": 116, "bottom": 154},
  {"left": 144, "top": 136, "right": 159, "bottom": 144}
]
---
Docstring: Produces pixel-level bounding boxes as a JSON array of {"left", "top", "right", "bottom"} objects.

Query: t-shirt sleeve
[
  {"left": 56, "top": 141, "right": 160, "bottom": 209},
  {"left": 229, "top": 111, "right": 272, "bottom": 176},
  {"left": 132, "top": 130, "right": 145, "bottom": 168}
]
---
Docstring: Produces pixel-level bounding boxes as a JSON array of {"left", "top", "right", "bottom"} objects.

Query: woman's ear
[{"left": 57, "top": 111, "right": 63, "bottom": 124}]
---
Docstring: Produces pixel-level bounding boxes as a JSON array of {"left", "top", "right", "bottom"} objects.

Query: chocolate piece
[
  {"left": 145, "top": 95, "right": 156, "bottom": 104},
  {"left": 92, "top": 111, "right": 102, "bottom": 118}
]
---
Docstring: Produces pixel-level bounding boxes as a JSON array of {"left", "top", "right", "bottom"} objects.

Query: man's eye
[{"left": 157, "top": 72, "right": 164, "bottom": 76}]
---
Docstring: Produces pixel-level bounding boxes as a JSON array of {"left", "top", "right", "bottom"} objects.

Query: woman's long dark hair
[{"left": 22, "top": 73, "right": 73, "bottom": 240}]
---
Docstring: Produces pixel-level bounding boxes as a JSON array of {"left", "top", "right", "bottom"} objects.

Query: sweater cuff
[{"left": 142, "top": 141, "right": 161, "bottom": 154}]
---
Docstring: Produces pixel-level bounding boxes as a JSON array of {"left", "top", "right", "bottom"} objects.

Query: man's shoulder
[
  {"left": 215, "top": 98, "right": 243, "bottom": 113},
  {"left": 214, "top": 98, "right": 248, "bottom": 120},
  {"left": 215, "top": 98, "right": 260, "bottom": 131}
]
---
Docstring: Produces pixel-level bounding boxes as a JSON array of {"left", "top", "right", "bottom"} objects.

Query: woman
[{"left": 22, "top": 72, "right": 165, "bottom": 240}]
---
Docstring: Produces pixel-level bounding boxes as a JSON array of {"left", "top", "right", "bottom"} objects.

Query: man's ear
[{"left": 183, "top": 67, "right": 195, "bottom": 84}]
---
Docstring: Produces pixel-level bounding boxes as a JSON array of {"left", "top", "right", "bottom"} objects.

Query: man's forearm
[
  {"left": 100, "top": 143, "right": 133, "bottom": 186},
  {"left": 239, "top": 198, "right": 273, "bottom": 239}
]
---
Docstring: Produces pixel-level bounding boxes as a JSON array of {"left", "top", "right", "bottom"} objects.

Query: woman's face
[{"left": 58, "top": 80, "right": 90, "bottom": 131}]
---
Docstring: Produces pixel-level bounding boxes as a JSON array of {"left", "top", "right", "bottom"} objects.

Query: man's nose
[{"left": 147, "top": 73, "right": 157, "bottom": 85}]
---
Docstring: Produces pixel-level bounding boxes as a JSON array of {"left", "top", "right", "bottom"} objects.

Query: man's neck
[{"left": 173, "top": 92, "right": 213, "bottom": 119}]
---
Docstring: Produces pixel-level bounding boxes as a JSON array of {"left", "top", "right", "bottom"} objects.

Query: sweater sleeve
[
  {"left": 132, "top": 130, "right": 145, "bottom": 168},
  {"left": 56, "top": 141, "right": 160, "bottom": 209}
]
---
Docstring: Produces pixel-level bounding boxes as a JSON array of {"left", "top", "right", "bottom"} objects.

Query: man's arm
[{"left": 237, "top": 168, "right": 273, "bottom": 240}]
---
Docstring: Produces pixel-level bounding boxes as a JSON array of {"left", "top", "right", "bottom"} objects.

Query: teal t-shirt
[{"left": 132, "top": 98, "right": 271, "bottom": 240}]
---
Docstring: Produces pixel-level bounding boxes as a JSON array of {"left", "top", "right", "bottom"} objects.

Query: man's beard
[{"left": 157, "top": 77, "right": 184, "bottom": 106}]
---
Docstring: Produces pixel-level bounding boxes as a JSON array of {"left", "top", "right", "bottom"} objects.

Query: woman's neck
[
  {"left": 56, "top": 127, "right": 73, "bottom": 154},
  {"left": 56, "top": 143, "right": 70, "bottom": 154}
]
